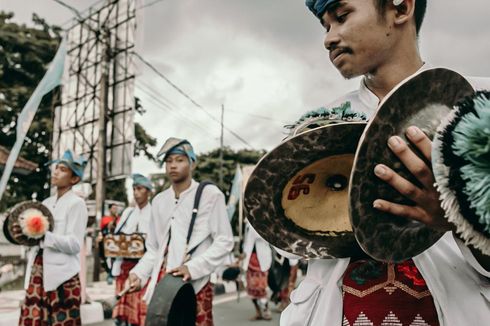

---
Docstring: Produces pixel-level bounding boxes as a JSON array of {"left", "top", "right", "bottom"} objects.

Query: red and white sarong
[
  {"left": 112, "top": 260, "right": 146, "bottom": 325},
  {"left": 246, "top": 252, "right": 268, "bottom": 299}
]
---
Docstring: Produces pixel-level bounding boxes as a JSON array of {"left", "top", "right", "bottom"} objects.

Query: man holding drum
[
  {"left": 15, "top": 149, "right": 88, "bottom": 326},
  {"left": 126, "top": 138, "right": 234, "bottom": 326},
  {"left": 280, "top": 0, "right": 490, "bottom": 325},
  {"left": 112, "top": 173, "right": 153, "bottom": 326}
]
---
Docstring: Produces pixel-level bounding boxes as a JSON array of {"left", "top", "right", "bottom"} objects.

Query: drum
[
  {"left": 349, "top": 68, "right": 475, "bottom": 262},
  {"left": 2, "top": 201, "right": 54, "bottom": 246},
  {"left": 103, "top": 233, "right": 146, "bottom": 259},
  {"left": 145, "top": 275, "right": 197, "bottom": 326},
  {"left": 245, "top": 122, "right": 367, "bottom": 259}
]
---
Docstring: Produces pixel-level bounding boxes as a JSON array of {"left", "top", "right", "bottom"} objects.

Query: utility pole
[
  {"left": 93, "top": 30, "right": 110, "bottom": 282},
  {"left": 219, "top": 104, "right": 224, "bottom": 187}
]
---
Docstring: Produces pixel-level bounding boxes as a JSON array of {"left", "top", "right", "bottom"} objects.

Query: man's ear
[
  {"left": 190, "top": 161, "right": 197, "bottom": 171},
  {"left": 393, "top": 0, "right": 415, "bottom": 26},
  {"left": 71, "top": 175, "right": 81, "bottom": 185}
]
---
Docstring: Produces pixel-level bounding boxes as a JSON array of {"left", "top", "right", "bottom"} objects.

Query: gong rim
[
  {"left": 349, "top": 68, "right": 475, "bottom": 262},
  {"left": 244, "top": 122, "right": 367, "bottom": 259}
]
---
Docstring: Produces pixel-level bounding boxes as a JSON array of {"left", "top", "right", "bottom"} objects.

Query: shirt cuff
[
  {"left": 43, "top": 231, "right": 55, "bottom": 248},
  {"left": 185, "top": 258, "right": 207, "bottom": 280}
]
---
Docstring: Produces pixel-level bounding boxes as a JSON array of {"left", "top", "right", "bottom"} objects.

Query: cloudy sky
[{"left": 2, "top": 0, "right": 490, "bottom": 177}]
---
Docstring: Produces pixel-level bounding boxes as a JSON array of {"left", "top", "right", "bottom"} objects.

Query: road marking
[{"left": 213, "top": 292, "right": 248, "bottom": 305}]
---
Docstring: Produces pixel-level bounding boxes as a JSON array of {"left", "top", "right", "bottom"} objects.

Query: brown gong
[
  {"left": 349, "top": 68, "right": 475, "bottom": 262},
  {"left": 3, "top": 201, "right": 54, "bottom": 246},
  {"left": 244, "top": 122, "right": 367, "bottom": 259}
]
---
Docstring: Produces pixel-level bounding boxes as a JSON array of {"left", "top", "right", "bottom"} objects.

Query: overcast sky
[{"left": 2, "top": 0, "right": 490, "bottom": 178}]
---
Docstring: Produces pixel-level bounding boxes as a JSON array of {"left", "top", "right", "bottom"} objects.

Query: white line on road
[{"left": 213, "top": 292, "right": 248, "bottom": 305}]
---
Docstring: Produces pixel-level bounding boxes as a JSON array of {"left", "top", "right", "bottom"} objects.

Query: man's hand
[
  {"left": 96, "top": 232, "right": 104, "bottom": 244},
  {"left": 11, "top": 222, "right": 24, "bottom": 241},
  {"left": 125, "top": 273, "right": 142, "bottom": 293},
  {"left": 169, "top": 265, "right": 192, "bottom": 281},
  {"left": 373, "top": 126, "right": 452, "bottom": 232}
]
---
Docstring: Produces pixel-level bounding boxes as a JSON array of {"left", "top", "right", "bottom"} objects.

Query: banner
[
  {"left": 226, "top": 164, "right": 243, "bottom": 220},
  {"left": 0, "top": 38, "right": 67, "bottom": 201}
]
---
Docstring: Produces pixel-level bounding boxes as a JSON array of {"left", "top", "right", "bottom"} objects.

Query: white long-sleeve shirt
[
  {"left": 280, "top": 67, "right": 490, "bottom": 326},
  {"left": 243, "top": 222, "right": 272, "bottom": 272},
  {"left": 115, "top": 203, "right": 152, "bottom": 235},
  {"left": 111, "top": 203, "right": 152, "bottom": 277},
  {"left": 24, "top": 190, "right": 88, "bottom": 291},
  {"left": 131, "top": 179, "right": 234, "bottom": 302}
]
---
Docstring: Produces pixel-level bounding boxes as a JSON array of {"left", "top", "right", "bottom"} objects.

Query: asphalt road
[{"left": 93, "top": 292, "right": 281, "bottom": 326}]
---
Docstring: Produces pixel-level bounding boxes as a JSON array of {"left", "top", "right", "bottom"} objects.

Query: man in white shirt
[
  {"left": 242, "top": 221, "right": 273, "bottom": 321},
  {"left": 279, "top": 0, "right": 490, "bottom": 325},
  {"left": 16, "top": 149, "right": 88, "bottom": 326},
  {"left": 127, "top": 138, "right": 234, "bottom": 326},
  {"left": 112, "top": 173, "right": 153, "bottom": 326}
]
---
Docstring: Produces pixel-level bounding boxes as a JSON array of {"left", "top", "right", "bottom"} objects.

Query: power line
[
  {"left": 52, "top": 0, "right": 83, "bottom": 19},
  {"left": 137, "top": 0, "right": 165, "bottom": 10},
  {"left": 135, "top": 84, "right": 218, "bottom": 138},
  {"left": 138, "top": 75, "right": 285, "bottom": 125},
  {"left": 52, "top": 0, "right": 253, "bottom": 148},
  {"left": 133, "top": 52, "right": 253, "bottom": 148}
]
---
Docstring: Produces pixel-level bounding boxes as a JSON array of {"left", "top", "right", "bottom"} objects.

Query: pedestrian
[
  {"left": 18, "top": 149, "right": 88, "bottom": 326},
  {"left": 243, "top": 221, "right": 273, "bottom": 321},
  {"left": 126, "top": 138, "right": 234, "bottom": 326},
  {"left": 112, "top": 173, "right": 153, "bottom": 326}
]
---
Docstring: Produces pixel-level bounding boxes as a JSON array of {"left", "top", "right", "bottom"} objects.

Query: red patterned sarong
[
  {"left": 195, "top": 282, "right": 213, "bottom": 326},
  {"left": 112, "top": 260, "right": 146, "bottom": 325},
  {"left": 342, "top": 259, "right": 440, "bottom": 326},
  {"left": 19, "top": 251, "right": 81, "bottom": 326},
  {"left": 246, "top": 252, "right": 268, "bottom": 299}
]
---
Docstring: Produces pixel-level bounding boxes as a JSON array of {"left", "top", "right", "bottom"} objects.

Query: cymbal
[
  {"left": 245, "top": 122, "right": 367, "bottom": 259},
  {"left": 349, "top": 68, "right": 475, "bottom": 262}
]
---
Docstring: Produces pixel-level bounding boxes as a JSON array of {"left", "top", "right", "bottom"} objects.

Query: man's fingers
[
  {"left": 374, "top": 164, "right": 424, "bottom": 201},
  {"left": 373, "top": 199, "right": 429, "bottom": 224},
  {"left": 405, "top": 126, "right": 432, "bottom": 161},
  {"left": 386, "top": 135, "right": 434, "bottom": 190}
]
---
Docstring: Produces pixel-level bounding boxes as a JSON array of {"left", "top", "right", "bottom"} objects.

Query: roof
[{"left": 0, "top": 145, "right": 39, "bottom": 175}]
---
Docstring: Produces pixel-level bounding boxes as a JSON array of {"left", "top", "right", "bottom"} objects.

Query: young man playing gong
[
  {"left": 112, "top": 173, "right": 153, "bottom": 326},
  {"left": 17, "top": 149, "right": 88, "bottom": 325},
  {"left": 127, "top": 138, "right": 234, "bottom": 326},
  {"left": 280, "top": 1, "right": 490, "bottom": 325}
]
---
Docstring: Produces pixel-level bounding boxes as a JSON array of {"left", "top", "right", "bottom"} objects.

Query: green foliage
[
  {"left": 0, "top": 12, "right": 61, "bottom": 211},
  {"left": 134, "top": 121, "right": 157, "bottom": 162}
]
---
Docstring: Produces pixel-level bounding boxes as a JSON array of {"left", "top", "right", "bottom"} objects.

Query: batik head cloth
[
  {"left": 132, "top": 173, "right": 153, "bottom": 190},
  {"left": 46, "top": 149, "right": 87, "bottom": 179},
  {"left": 157, "top": 137, "right": 197, "bottom": 163}
]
